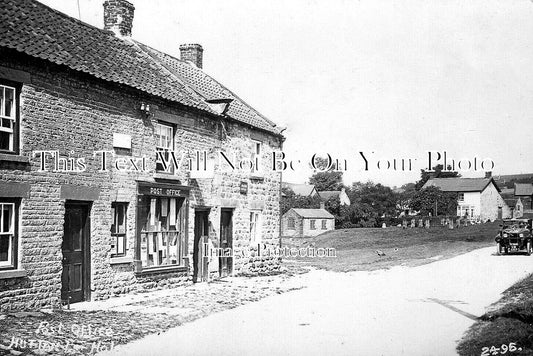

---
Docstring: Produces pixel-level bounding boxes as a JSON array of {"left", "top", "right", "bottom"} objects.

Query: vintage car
[{"left": 495, "top": 219, "right": 533, "bottom": 255}]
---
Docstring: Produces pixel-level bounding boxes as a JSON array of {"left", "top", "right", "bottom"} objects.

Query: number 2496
[{"left": 481, "top": 343, "right": 522, "bottom": 355}]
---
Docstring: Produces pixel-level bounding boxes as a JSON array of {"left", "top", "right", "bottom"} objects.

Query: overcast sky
[{"left": 40, "top": 0, "right": 533, "bottom": 187}]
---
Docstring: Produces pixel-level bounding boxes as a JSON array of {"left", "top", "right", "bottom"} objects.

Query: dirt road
[{"left": 100, "top": 247, "right": 533, "bottom": 356}]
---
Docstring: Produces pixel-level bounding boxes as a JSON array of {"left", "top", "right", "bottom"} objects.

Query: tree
[
  {"left": 308, "top": 156, "right": 344, "bottom": 191},
  {"left": 349, "top": 182, "right": 397, "bottom": 218},
  {"left": 415, "top": 164, "right": 460, "bottom": 191},
  {"left": 409, "top": 186, "right": 457, "bottom": 216},
  {"left": 280, "top": 187, "right": 322, "bottom": 215},
  {"left": 309, "top": 171, "right": 344, "bottom": 191}
]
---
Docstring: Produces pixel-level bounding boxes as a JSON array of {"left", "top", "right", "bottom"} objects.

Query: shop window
[
  {"left": 250, "top": 211, "right": 262, "bottom": 244},
  {"left": 155, "top": 122, "right": 174, "bottom": 173},
  {"left": 0, "top": 84, "right": 19, "bottom": 153},
  {"left": 310, "top": 219, "right": 316, "bottom": 230},
  {"left": 287, "top": 217, "right": 295, "bottom": 230},
  {"left": 0, "top": 200, "right": 18, "bottom": 269},
  {"left": 139, "top": 196, "right": 185, "bottom": 268},
  {"left": 111, "top": 202, "right": 127, "bottom": 257}
]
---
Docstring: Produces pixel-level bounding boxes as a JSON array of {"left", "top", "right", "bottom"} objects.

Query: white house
[{"left": 422, "top": 177, "right": 511, "bottom": 221}]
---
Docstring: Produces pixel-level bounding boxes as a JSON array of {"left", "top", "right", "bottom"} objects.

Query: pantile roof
[{"left": 0, "top": 0, "right": 281, "bottom": 135}]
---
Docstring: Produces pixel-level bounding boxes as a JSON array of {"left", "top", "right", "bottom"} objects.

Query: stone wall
[
  {"left": 480, "top": 183, "right": 511, "bottom": 221},
  {"left": 0, "top": 49, "right": 282, "bottom": 311}
]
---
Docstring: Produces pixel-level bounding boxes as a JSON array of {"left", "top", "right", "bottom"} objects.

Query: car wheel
[{"left": 527, "top": 241, "right": 532, "bottom": 256}]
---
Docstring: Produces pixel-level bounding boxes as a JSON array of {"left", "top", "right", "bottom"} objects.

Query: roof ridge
[
  {"left": 132, "top": 40, "right": 218, "bottom": 116},
  {"left": 142, "top": 41, "right": 277, "bottom": 128}
]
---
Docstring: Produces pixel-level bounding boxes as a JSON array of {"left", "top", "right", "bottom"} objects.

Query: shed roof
[{"left": 291, "top": 208, "right": 335, "bottom": 219}]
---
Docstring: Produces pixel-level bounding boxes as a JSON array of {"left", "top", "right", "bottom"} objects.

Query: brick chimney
[
  {"left": 320, "top": 202, "right": 325, "bottom": 210},
  {"left": 180, "top": 44, "right": 203, "bottom": 68},
  {"left": 485, "top": 171, "right": 492, "bottom": 178},
  {"left": 103, "top": 0, "right": 135, "bottom": 37}
]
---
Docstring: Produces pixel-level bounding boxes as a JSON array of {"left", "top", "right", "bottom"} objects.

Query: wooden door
[
  {"left": 62, "top": 203, "right": 90, "bottom": 304},
  {"left": 219, "top": 209, "right": 233, "bottom": 277},
  {"left": 193, "top": 210, "right": 209, "bottom": 282}
]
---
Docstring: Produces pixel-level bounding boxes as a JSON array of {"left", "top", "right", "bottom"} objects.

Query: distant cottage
[
  {"left": 422, "top": 176, "right": 510, "bottom": 221},
  {"left": 282, "top": 204, "right": 335, "bottom": 237}
]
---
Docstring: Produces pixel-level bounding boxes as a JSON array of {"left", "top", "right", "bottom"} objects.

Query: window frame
[
  {"left": 321, "top": 219, "right": 327, "bottom": 230},
  {"left": 251, "top": 140, "right": 262, "bottom": 173},
  {"left": 154, "top": 122, "right": 175, "bottom": 173},
  {"left": 139, "top": 196, "right": 185, "bottom": 269},
  {"left": 310, "top": 219, "right": 316, "bottom": 230},
  {"left": 0, "top": 199, "right": 19, "bottom": 270},
  {"left": 457, "top": 193, "right": 464, "bottom": 202},
  {"left": 249, "top": 210, "right": 262, "bottom": 244},
  {"left": 287, "top": 217, "right": 295, "bottom": 230},
  {"left": 111, "top": 202, "right": 128, "bottom": 257},
  {"left": 0, "top": 81, "right": 21, "bottom": 155}
]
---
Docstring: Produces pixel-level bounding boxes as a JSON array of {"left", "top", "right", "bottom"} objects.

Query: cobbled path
[{"left": 0, "top": 273, "right": 305, "bottom": 356}]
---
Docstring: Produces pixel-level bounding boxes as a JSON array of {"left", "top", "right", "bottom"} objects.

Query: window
[
  {"left": 111, "top": 203, "right": 127, "bottom": 257},
  {"left": 457, "top": 205, "right": 475, "bottom": 218},
  {"left": 251, "top": 140, "right": 262, "bottom": 173},
  {"left": 458, "top": 193, "right": 464, "bottom": 202},
  {"left": 321, "top": 219, "right": 327, "bottom": 230},
  {"left": 0, "top": 201, "right": 17, "bottom": 269},
  {"left": 155, "top": 123, "right": 174, "bottom": 173},
  {"left": 310, "top": 219, "right": 316, "bottom": 230},
  {"left": 0, "top": 84, "right": 18, "bottom": 153},
  {"left": 139, "top": 196, "right": 185, "bottom": 268},
  {"left": 287, "top": 217, "right": 295, "bottom": 230},
  {"left": 250, "top": 211, "right": 262, "bottom": 244}
]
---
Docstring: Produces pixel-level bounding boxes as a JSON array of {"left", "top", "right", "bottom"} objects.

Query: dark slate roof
[
  {"left": 282, "top": 183, "right": 318, "bottom": 197},
  {"left": 422, "top": 178, "right": 498, "bottom": 192},
  {"left": 318, "top": 191, "right": 341, "bottom": 200},
  {"left": 504, "top": 198, "right": 518, "bottom": 207},
  {"left": 0, "top": 0, "right": 281, "bottom": 135},
  {"left": 291, "top": 209, "right": 335, "bottom": 219},
  {"left": 515, "top": 183, "right": 533, "bottom": 196}
]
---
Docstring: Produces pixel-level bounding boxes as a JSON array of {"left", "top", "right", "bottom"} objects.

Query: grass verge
[
  {"left": 282, "top": 222, "right": 500, "bottom": 272},
  {"left": 456, "top": 273, "right": 533, "bottom": 356}
]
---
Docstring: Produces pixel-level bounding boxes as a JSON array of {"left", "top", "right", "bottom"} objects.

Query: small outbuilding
[{"left": 282, "top": 208, "right": 335, "bottom": 237}]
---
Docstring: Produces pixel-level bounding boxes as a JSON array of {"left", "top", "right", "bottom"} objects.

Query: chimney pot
[
  {"left": 485, "top": 171, "right": 492, "bottom": 178},
  {"left": 103, "top": 0, "right": 135, "bottom": 37},
  {"left": 180, "top": 44, "right": 204, "bottom": 69}
]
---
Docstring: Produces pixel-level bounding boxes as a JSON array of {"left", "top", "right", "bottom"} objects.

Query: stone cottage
[
  {"left": 0, "top": 0, "right": 284, "bottom": 310},
  {"left": 282, "top": 205, "right": 335, "bottom": 237}
]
